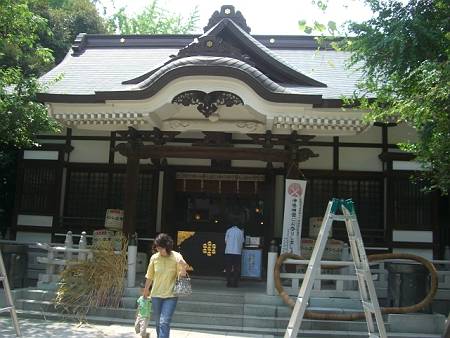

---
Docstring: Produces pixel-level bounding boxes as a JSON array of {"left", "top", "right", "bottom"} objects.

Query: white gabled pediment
[{"left": 49, "top": 75, "right": 370, "bottom": 136}]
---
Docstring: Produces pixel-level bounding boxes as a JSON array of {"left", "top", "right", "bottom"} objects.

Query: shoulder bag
[{"left": 173, "top": 273, "right": 192, "bottom": 297}]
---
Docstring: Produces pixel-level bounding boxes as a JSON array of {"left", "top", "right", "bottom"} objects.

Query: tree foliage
[
  {"left": 30, "top": 0, "right": 108, "bottom": 65},
  {"left": 300, "top": 0, "right": 450, "bottom": 194},
  {"left": 0, "top": 0, "right": 60, "bottom": 235},
  {"left": 105, "top": 0, "right": 199, "bottom": 34},
  {"left": 0, "top": 0, "right": 54, "bottom": 75},
  {"left": 347, "top": 0, "right": 450, "bottom": 194},
  {"left": 0, "top": 0, "right": 58, "bottom": 148}
]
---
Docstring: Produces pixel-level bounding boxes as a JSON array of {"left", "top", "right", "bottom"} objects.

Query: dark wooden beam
[
  {"left": 115, "top": 143, "right": 318, "bottom": 163},
  {"left": 379, "top": 151, "right": 416, "bottom": 162},
  {"left": 123, "top": 154, "right": 140, "bottom": 235},
  {"left": 333, "top": 136, "right": 339, "bottom": 172}
]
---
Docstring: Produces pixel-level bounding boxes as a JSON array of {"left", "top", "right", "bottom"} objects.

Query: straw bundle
[{"left": 55, "top": 235, "right": 128, "bottom": 321}]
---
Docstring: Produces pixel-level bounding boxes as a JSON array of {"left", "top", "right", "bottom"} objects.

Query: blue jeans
[{"left": 151, "top": 297, "right": 178, "bottom": 338}]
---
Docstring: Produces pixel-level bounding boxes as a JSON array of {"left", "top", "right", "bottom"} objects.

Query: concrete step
[
  {"left": 22, "top": 289, "right": 247, "bottom": 315},
  {"left": 19, "top": 293, "right": 363, "bottom": 321},
  {"left": 13, "top": 299, "right": 373, "bottom": 332},
  {"left": 16, "top": 298, "right": 444, "bottom": 336},
  {"left": 15, "top": 287, "right": 446, "bottom": 336}
]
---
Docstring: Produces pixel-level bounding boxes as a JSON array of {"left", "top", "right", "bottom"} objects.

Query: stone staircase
[{"left": 6, "top": 278, "right": 446, "bottom": 337}]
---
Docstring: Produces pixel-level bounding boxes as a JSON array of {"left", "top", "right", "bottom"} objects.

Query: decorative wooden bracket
[{"left": 172, "top": 90, "right": 244, "bottom": 118}]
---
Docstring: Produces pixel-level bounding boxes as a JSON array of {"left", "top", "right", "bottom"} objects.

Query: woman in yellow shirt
[{"left": 144, "top": 233, "right": 187, "bottom": 338}]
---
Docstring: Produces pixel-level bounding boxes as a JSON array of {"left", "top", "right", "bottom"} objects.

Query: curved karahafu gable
[
  {"left": 102, "top": 56, "right": 324, "bottom": 104},
  {"left": 123, "top": 8, "right": 327, "bottom": 88}
]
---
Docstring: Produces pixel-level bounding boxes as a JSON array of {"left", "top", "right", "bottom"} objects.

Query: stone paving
[{"left": 0, "top": 317, "right": 274, "bottom": 338}]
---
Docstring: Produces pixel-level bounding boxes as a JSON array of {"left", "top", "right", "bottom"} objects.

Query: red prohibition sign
[{"left": 288, "top": 183, "right": 302, "bottom": 197}]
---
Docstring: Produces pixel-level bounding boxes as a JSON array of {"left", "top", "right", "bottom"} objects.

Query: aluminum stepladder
[
  {"left": 0, "top": 250, "right": 21, "bottom": 336},
  {"left": 284, "top": 198, "right": 386, "bottom": 338}
]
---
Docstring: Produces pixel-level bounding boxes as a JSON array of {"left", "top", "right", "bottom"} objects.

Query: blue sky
[{"left": 106, "top": 0, "right": 374, "bottom": 35}]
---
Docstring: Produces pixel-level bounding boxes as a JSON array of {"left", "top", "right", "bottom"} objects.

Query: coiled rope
[{"left": 274, "top": 252, "right": 438, "bottom": 320}]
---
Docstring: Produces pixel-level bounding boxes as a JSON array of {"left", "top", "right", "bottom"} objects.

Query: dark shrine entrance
[
  {"left": 171, "top": 172, "right": 270, "bottom": 276},
  {"left": 114, "top": 128, "right": 316, "bottom": 276}
]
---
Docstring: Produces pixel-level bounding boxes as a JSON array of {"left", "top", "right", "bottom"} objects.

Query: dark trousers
[{"left": 225, "top": 254, "right": 241, "bottom": 286}]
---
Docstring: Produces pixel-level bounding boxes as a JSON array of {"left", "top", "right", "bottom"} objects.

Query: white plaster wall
[
  {"left": 70, "top": 140, "right": 110, "bottom": 163},
  {"left": 339, "top": 147, "right": 382, "bottom": 171},
  {"left": 71, "top": 128, "right": 111, "bottom": 137},
  {"left": 314, "top": 136, "right": 333, "bottom": 142},
  {"left": 389, "top": 123, "right": 418, "bottom": 144},
  {"left": 23, "top": 150, "right": 59, "bottom": 160},
  {"left": 393, "top": 161, "right": 426, "bottom": 171},
  {"left": 393, "top": 248, "right": 433, "bottom": 260},
  {"left": 37, "top": 139, "right": 66, "bottom": 144},
  {"left": 392, "top": 230, "right": 433, "bottom": 243},
  {"left": 300, "top": 146, "right": 333, "bottom": 170},
  {"left": 16, "top": 231, "right": 52, "bottom": 244},
  {"left": 167, "top": 158, "right": 211, "bottom": 166},
  {"left": 340, "top": 125, "right": 381, "bottom": 143},
  {"left": 17, "top": 215, "right": 53, "bottom": 227}
]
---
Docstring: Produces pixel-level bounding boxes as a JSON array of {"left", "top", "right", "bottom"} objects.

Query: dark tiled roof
[{"left": 38, "top": 33, "right": 364, "bottom": 102}]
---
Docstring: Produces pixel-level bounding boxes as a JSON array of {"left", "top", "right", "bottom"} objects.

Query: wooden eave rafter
[{"left": 115, "top": 143, "right": 318, "bottom": 163}]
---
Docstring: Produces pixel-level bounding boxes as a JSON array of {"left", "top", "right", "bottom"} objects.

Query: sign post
[{"left": 280, "top": 179, "right": 307, "bottom": 255}]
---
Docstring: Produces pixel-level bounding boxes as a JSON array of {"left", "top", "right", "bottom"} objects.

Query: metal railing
[{"left": 33, "top": 231, "right": 155, "bottom": 287}]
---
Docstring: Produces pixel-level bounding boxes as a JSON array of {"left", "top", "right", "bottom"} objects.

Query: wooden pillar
[{"left": 123, "top": 154, "right": 140, "bottom": 235}]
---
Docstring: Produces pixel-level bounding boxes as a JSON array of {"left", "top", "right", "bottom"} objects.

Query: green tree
[
  {"left": 0, "top": 0, "right": 60, "bottom": 236},
  {"left": 347, "top": 0, "right": 450, "bottom": 194},
  {"left": 105, "top": 0, "right": 199, "bottom": 34},
  {"left": 30, "top": 0, "right": 108, "bottom": 65},
  {"left": 300, "top": 0, "right": 450, "bottom": 194},
  {"left": 0, "top": 0, "right": 58, "bottom": 147}
]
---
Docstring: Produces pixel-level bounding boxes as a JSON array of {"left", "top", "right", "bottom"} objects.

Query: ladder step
[
  {"left": 332, "top": 215, "right": 347, "bottom": 221},
  {"left": 362, "top": 301, "right": 375, "bottom": 313},
  {"left": 356, "top": 268, "right": 371, "bottom": 276},
  {"left": 0, "top": 276, "right": 6, "bottom": 281},
  {"left": 0, "top": 306, "right": 14, "bottom": 313}
]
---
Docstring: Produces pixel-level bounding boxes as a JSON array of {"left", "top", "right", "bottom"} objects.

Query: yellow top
[{"left": 145, "top": 250, "right": 183, "bottom": 298}]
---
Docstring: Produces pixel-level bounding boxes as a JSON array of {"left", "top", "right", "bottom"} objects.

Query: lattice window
[
  {"left": 65, "top": 171, "right": 109, "bottom": 223},
  {"left": 64, "top": 167, "right": 154, "bottom": 233},
  {"left": 20, "top": 164, "right": 59, "bottom": 213},
  {"left": 136, "top": 173, "right": 153, "bottom": 229},
  {"left": 337, "top": 178, "right": 383, "bottom": 230},
  {"left": 392, "top": 177, "right": 434, "bottom": 229},
  {"left": 109, "top": 172, "right": 125, "bottom": 209},
  {"left": 303, "top": 178, "right": 334, "bottom": 236},
  {"left": 300, "top": 174, "right": 384, "bottom": 244}
]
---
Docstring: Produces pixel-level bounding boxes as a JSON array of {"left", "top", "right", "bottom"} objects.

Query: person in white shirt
[{"left": 224, "top": 213, "right": 245, "bottom": 287}]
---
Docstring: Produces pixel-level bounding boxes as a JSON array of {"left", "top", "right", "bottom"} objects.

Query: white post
[
  {"left": 47, "top": 247, "right": 55, "bottom": 277},
  {"left": 266, "top": 252, "right": 278, "bottom": 295},
  {"left": 65, "top": 231, "right": 73, "bottom": 261},
  {"left": 127, "top": 235, "right": 138, "bottom": 287},
  {"left": 78, "top": 231, "right": 87, "bottom": 261}
]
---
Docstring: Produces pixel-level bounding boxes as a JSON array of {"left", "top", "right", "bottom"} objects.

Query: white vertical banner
[{"left": 281, "top": 179, "right": 307, "bottom": 255}]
